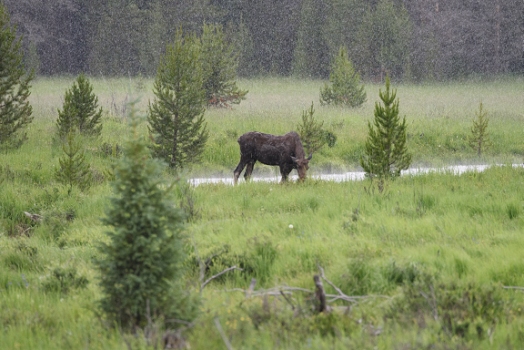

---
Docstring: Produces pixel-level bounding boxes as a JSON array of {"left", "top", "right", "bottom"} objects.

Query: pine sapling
[
  {"left": 297, "top": 102, "right": 327, "bottom": 155},
  {"left": 360, "top": 76, "right": 411, "bottom": 186},
  {"left": 55, "top": 132, "right": 92, "bottom": 195},
  {"left": 469, "top": 102, "right": 491, "bottom": 157},
  {"left": 56, "top": 74, "right": 103, "bottom": 138},
  {"left": 148, "top": 28, "right": 208, "bottom": 170},
  {"left": 200, "top": 23, "right": 248, "bottom": 107},
  {"left": 97, "top": 104, "right": 198, "bottom": 331},
  {"left": 320, "top": 46, "right": 366, "bottom": 108}
]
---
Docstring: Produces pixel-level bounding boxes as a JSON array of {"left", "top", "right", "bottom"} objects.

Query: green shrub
[
  {"left": 388, "top": 277, "right": 506, "bottom": 340},
  {"left": 41, "top": 266, "right": 88, "bottom": 294}
]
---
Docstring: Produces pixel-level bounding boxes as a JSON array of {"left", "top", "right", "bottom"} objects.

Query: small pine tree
[
  {"left": 96, "top": 105, "right": 197, "bottom": 331},
  {"left": 320, "top": 46, "right": 366, "bottom": 107},
  {"left": 0, "top": 4, "right": 33, "bottom": 149},
  {"left": 360, "top": 76, "right": 411, "bottom": 182},
  {"left": 200, "top": 23, "right": 248, "bottom": 107},
  {"left": 469, "top": 102, "right": 491, "bottom": 157},
  {"left": 148, "top": 29, "right": 208, "bottom": 170},
  {"left": 55, "top": 132, "right": 92, "bottom": 195},
  {"left": 297, "top": 102, "right": 327, "bottom": 155},
  {"left": 56, "top": 74, "right": 102, "bottom": 138}
]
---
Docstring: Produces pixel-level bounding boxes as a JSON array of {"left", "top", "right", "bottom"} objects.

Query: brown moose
[{"left": 233, "top": 131, "right": 312, "bottom": 184}]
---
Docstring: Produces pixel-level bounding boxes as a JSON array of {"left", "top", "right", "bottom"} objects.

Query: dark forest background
[{"left": 4, "top": 0, "right": 524, "bottom": 81}]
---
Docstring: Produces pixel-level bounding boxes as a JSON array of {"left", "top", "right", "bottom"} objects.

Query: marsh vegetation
[{"left": 1, "top": 77, "right": 524, "bottom": 349}]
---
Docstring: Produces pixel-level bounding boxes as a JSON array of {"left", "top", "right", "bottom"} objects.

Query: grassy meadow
[{"left": 1, "top": 76, "right": 524, "bottom": 349}]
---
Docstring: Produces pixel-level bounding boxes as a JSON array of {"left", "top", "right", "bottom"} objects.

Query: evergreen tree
[
  {"left": 469, "top": 102, "right": 491, "bottom": 157},
  {"left": 292, "top": 0, "right": 330, "bottom": 78},
  {"left": 55, "top": 132, "right": 92, "bottom": 195},
  {"left": 360, "top": 76, "right": 411, "bottom": 182},
  {"left": 0, "top": 3, "right": 33, "bottom": 149},
  {"left": 227, "top": 18, "right": 257, "bottom": 77},
  {"left": 148, "top": 29, "right": 208, "bottom": 170},
  {"left": 354, "top": 0, "right": 412, "bottom": 80},
  {"left": 297, "top": 102, "right": 327, "bottom": 155},
  {"left": 320, "top": 46, "right": 366, "bottom": 107},
  {"left": 56, "top": 74, "right": 102, "bottom": 138},
  {"left": 96, "top": 105, "right": 198, "bottom": 331},
  {"left": 200, "top": 23, "right": 247, "bottom": 107}
]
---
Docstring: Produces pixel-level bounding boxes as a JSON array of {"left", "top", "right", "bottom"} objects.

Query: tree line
[{"left": 3, "top": 0, "right": 524, "bottom": 80}]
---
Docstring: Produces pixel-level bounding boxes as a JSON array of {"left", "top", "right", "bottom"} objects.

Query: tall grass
[{"left": 1, "top": 77, "right": 523, "bottom": 349}]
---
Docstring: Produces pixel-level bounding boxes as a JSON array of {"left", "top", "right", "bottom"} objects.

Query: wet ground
[{"left": 189, "top": 164, "right": 524, "bottom": 186}]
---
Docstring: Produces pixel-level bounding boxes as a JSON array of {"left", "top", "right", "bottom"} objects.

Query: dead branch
[
  {"left": 24, "top": 211, "right": 42, "bottom": 222},
  {"left": 503, "top": 286, "right": 524, "bottom": 291},
  {"left": 246, "top": 278, "right": 256, "bottom": 298},
  {"left": 201, "top": 265, "right": 242, "bottom": 292},
  {"left": 280, "top": 290, "right": 295, "bottom": 310},
  {"left": 419, "top": 283, "right": 438, "bottom": 321},
  {"left": 314, "top": 275, "right": 329, "bottom": 313},
  {"left": 318, "top": 265, "right": 375, "bottom": 304},
  {"left": 213, "top": 317, "right": 233, "bottom": 350},
  {"left": 318, "top": 265, "right": 345, "bottom": 296}
]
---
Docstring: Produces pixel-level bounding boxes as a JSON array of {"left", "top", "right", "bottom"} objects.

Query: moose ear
[
  {"left": 307, "top": 154, "right": 312, "bottom": 160},
  {"left": 291, "top": 156, "right": 297, "bottom": 163}
]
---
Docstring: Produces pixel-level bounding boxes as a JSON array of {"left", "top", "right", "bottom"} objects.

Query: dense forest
[{"left": 3, "top": 0, "right": 524, "bottom": 81}]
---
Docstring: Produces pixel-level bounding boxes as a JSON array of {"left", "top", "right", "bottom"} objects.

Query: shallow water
[{"left": 189, "top": 164, "right": 523, "bottom": 186}]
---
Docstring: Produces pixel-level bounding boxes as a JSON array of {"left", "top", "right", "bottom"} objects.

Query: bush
[{"left": 41, "top": 266, "right": 88, "bottom": 294}]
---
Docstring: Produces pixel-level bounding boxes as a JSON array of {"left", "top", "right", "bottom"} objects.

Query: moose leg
[
  {"left": 244, "top": 162, "right": 255, "bottom": 181},
  {"left": 280, "top": 165, "right": 292, "bottom": 183},
  {"left": 233, "top": 160, "right": 247, "bottom": 185}
]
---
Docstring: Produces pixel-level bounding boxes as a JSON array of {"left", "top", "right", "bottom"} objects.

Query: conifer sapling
[
  {"left": 360, "top": 76, "right": 411, "bottom": 182},
  {"left": 320, "top": 46, "right": 366, "bottom": 108},
  {"left": 148, "top": 29, "right": 208, "bottom": 170},
  {"left": 97, "top": 104, "right": 198, "bottom": 331},
  {"left": 469, "top": 102, "right": 491, "bottom": 157},
  {"left": 55, "top": 132, "right": 92, "bottom": 195},
  {"left": 56, "top": 74, "right": 102, "bottom": 138}
]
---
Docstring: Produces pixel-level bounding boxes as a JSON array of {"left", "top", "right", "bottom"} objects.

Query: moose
[{"left": 233, "top": 131, "right": 312, "bottom": 184}]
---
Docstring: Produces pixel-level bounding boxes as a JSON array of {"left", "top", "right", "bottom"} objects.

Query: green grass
[{"left": 1, "top": 76, "right": 524, "bottom": 349}]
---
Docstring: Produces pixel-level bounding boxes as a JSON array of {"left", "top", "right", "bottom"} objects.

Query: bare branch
[
  {"left": 318, "top": 265, "right": 346, "bottom": 297},
  {"left": 214, "top": 317, "right": 233, "bottom": 350},
  {"left": 246, "top": 278, "right": 256, "bottom": 298},
  {"left": 280, "top": 290, "right": 295, "bottom": 310},
  {"left": 314, "top": 275, "right": 329, "bottom": 313},
  {"left": 24, "top": 211, "right": 42, "bottom": 222},
  {"left": 503, "top": 286, "right": 524, "bottom": 291},
  {"left": 201, "top": 265, "right": 242, "bottom": 292}
]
